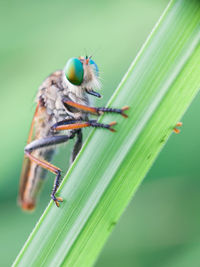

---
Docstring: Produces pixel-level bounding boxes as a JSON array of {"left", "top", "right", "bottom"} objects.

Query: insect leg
[
  {"left": 25, "top": 134, "right": 75, "bottom": 151},
  {"left": 51, "top": 119, "right": 117, "bottom": 132},
  {"left": 85, "top": 89, "right": 102, "bottom": 98},
  {"left": 62, "top": 97, "right": 129, "bottom": 118},
  {"left": 24, "top": 133, "right": 76, "bottom": 207},
  {"left": 70, "top": 129, "right": 83, "bottom": 164}
]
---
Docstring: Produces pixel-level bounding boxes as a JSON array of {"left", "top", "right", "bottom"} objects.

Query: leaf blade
[{"left": 13, "top": 0, "right": 200, "bottom": 266}]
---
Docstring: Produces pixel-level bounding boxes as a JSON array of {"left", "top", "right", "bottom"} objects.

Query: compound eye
[
  {"left": 65, "top": 58, "right": 84, "bottom": 85},
  {"left": 89, "top": 59, "right": 99, "bottom": 76}
]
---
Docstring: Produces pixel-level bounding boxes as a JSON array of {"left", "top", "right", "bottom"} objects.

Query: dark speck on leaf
[
  {"left": 108, "top": 221, "right": 117, "bottom": 231},
  {"left": 160, "top": 135, "right": 166, "bottom": 143},
  {"left": 147, "top": 154, "right": 152, "bottom": 160}
]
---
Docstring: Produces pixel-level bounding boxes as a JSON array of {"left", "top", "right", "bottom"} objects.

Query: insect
[{"left": 18, "top": 56, "right": 129, "bottom": 211}]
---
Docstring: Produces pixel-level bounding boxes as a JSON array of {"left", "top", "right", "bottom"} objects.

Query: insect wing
[{"left": 18, "top": 103, "right": 41, "bottom": 210}]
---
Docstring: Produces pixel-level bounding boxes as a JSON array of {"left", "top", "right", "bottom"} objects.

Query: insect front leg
[
  {"left": 24, "top": 134, "right": 76, "bottom": 207},
  {"left": 85, "top": 89, "right": 102, "bottom": 98},
  {"left": 62, "top": 98, "right": 129, "bottom": 118}
]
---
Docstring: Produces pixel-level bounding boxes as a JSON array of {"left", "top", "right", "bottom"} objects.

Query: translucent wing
[
  {"left": 19, "top": 103, "right": 55, "bottom": 210},
  {"left": 18, "top": 103, "right": 40, "bottom": 210}
]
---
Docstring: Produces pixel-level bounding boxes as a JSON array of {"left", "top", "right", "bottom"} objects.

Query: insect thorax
[{"left": 37, "top": 70, "right": 90, "bottom": 126}]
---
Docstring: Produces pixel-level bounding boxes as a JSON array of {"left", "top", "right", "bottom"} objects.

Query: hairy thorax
[{"left": 39, "top": 70, "right": 89, "bottom": 119}]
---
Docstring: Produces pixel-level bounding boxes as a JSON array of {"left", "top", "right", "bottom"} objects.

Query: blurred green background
[{"left": 0, "top": 0, "right": 200, "bottom": 266}]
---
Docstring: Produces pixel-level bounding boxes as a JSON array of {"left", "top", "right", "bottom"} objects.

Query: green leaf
[{"left": 13, "top": 0, "right": 200, "bottom": 266}]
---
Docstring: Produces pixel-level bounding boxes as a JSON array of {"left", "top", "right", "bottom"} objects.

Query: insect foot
[
  {"left": 51, "top": 194, "right": 63, "bottom": 207},
  {"left": 108, "top": 121, "right": 117, "bottom": 132},
  {"left": 121, "top": 106, "right": 130, "bottom": 118},
  {"left": 173, "top": 122, "right": 182, "bottom": 134}
]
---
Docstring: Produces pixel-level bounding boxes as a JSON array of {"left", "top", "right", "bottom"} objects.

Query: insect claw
[
  {"left": 176, "top": 122, "right": 182, "bottom": 127},
  {"left": 54, "top": 198, "right": 63, "bottom": 207},
  {"left": 55, "top": 201, "right": 60, "bottom": 207},
  {"left": 173, "top": 128, "right": 180, "bottom": 134},
  {"left": 121, "top": 106, "right": 129, "bottom": 118},
  {"left": 52, "top": 195, "right": 63, "bottom": 207},
  {"left": 173, "top": 122, "right": 182, "bottom": 134},
  {"left": 109, "top": 121, "right": 117, "bottom": 126},
  {"left": 122, "top": 106, "right": 129, "bottom": 111},
  {"left": 109, "top": 121, "right": 117, "bottom": 132},
  {"left": 56, "top": 197, "right": 63, "bottom": 202}
]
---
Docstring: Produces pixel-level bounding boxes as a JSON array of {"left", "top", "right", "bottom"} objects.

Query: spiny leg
[
  {"left": 173, "top": 122, "right": 182, "bottom": 134},
  {"left": 25, "top": 151, "right": 63, "bottom": 207},
  {"left": 95, "top": 106, "right": 129, "bottom": 118},
  {"left": 25, "top": 133, "right": 76, "bottom": 207},
  {"left": 62, "top": 97, "right": 129, "bottom": 118},
  {"left": 51, "top": 119, "right": 117, "bottom": 132}
]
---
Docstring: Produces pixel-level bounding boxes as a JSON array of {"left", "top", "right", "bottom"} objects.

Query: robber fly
[{"left": 18, "top": 56, "right": 129, "bottom": 211}]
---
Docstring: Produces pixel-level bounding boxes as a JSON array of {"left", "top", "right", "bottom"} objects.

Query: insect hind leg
[{"left": 25, "top": 133, "right": 76, "bottom": 207}]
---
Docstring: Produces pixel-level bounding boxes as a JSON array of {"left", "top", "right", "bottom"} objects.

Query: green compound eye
[{"left": 65, "top": 58, "right": 84, "bottom": 85}]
